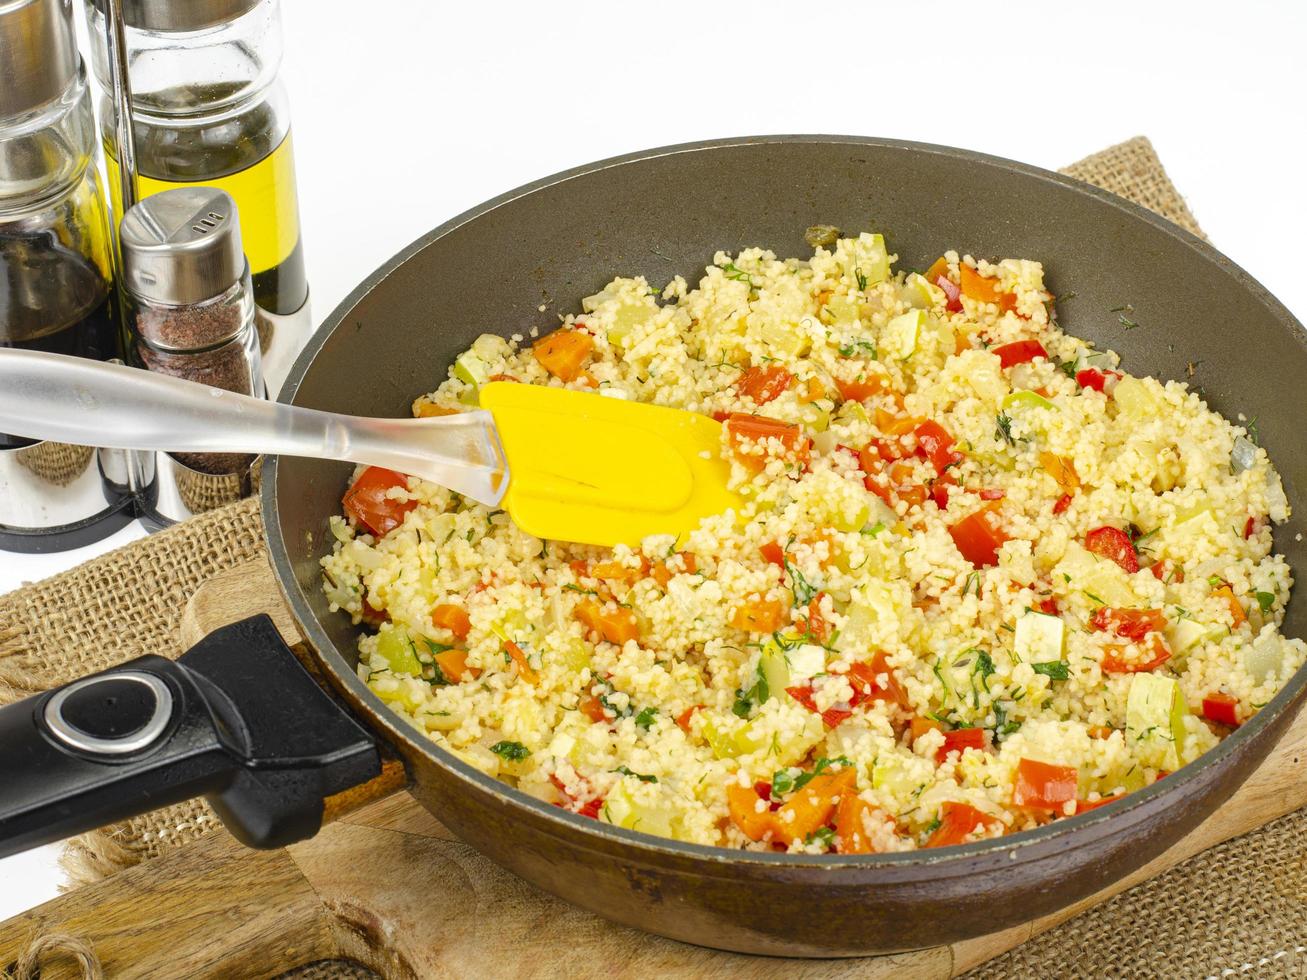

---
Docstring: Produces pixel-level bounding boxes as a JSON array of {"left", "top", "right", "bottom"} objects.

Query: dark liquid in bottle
[{"left": 0, "top": 233, "right": 116, "bottom": 449}]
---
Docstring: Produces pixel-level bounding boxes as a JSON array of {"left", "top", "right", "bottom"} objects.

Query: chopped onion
[
  {"left": 1267, "top": 471, "right": 1290, "bottom": 523},
  {"left": 1231, "top": 435, "right": 1257, "bottom": 473}
]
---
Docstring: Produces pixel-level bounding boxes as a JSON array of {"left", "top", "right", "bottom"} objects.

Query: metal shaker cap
[
  {"left": 120, "top": 187, "right": 246, "bottom": 306},
  {"left": 88, "top": 0, "right": 262, "bottom": 32},
  {"left": 0, "top": 0, "right": 80, "bottom": 119}
]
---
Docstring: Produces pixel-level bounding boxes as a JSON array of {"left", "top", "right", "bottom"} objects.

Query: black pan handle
[{"left": 0, "top": 615, "right": 382, "bottom": 859}]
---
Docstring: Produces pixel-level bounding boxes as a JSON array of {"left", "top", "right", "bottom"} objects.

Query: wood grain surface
[{"left": 3, "top": 559, "right": 1305, "bottom": 979}]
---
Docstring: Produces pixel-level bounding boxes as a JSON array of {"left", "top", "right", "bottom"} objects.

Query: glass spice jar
[{"left": 119, "top": 186, "right": 263, "bottom": 475}]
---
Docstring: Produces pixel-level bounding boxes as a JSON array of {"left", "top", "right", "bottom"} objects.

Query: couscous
[{"left": 322, "top": 232, "right": 1303, "bottom": 853}]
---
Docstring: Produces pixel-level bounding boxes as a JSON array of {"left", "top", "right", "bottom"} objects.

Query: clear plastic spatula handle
[{"left": 0, "top": 350, "right": 510, "bottom": 506}]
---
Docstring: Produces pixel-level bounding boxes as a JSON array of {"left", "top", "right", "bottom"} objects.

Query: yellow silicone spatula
[
  {"left": 0, "top": 352, "right": 741, "bottom": 548},
  {"left": 477, "top": 381, "right": 741, "bottom": 546}
]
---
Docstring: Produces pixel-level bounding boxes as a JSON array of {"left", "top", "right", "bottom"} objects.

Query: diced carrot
[
  {"left": 575, "top": 600, "right": 640, "bottom": 645},
  {"left": 874, "top": 408, "right": 924, "bottom": 436},
  {"left": 835, "top": 375, "right": 890, "bottom": 403},
  {"left": 1214, "top": 585, "right": 1247, "bottom": 627},
  {"left": 925, "top": 801, "right": 996, "bottom": 848},
  {"left": 771, "top": 768, "right": 857, "bottom": 846},
  {"left": 504, "top": 641, "right": 539, "bottom": 684},
  {"left": 797, "top": 378, "right": 828, "bottom": 404},
  {"left": 727, "top": 783, "right": 776, "bottom": 842},
  {"left": 949, "top": 502, "right": 1009, "bottom": 568},
  {"left": 591, "top": 558, "right": 649, "bottom": 587},
  {"left": 1038, "top": 451, "right": 1081, "bottom": 493},
  {"left": 835, "top": 794, "right": 877, "bottom": 854},
  {"left": 910, "top": 715, "right": 946, "bottom": 743},
  {"left": 729, "top": 594, "right": 785, "bottom": 633},
  {"left": 736, "top": 365, "right": 793, "bottom": 404},
  {"left": 651, "top": 552, "right": 696, "bottom": 589},
  {"left": 1100, "top": 634, "right": 1172, "bottom": 674},
  {"left": 431, "top": 603, "right": 472, "bottom": 640},
  {"left": 413, "top": 401, "right": 460, "bottom": 418},
  {"left": 674, "top": 704, "right": 703, "bottom": 732},
  {"left": 1012, "top": 758, "right": 1079, "bottom": 811},
  {"left": 579, "top": 693, "right": 609, "bottom": 723},
  {"left": 433, "top": 648, "right": 479, "bottom": 683},
  {"left": 488, "top": 373, "right": 519, "bottom": 383},
  {"left": 925, "top": 257, "right": 952, "bottom": 284},
  {"left": 958, "top": 264, "right": 1019, "bottom": 314},
  {"left": 532, "top": 329, "right": 594, "bottom": 381},
  {"left": 1087, "top": 725, "right": 1114, "bottom": 740}
]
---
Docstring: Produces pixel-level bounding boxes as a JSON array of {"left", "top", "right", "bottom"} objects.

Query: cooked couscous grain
[{"left": 323, "top": 233, "right": 1303, "bottom": 853}]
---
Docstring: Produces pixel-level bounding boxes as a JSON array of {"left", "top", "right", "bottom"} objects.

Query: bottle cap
[
  {"left": 120, "top": 187, "right": 247, "bottom": 307},
  {"left": 0, "top": 0, "right": 80, "bottom": 119},
  {"left": 90, "top": 0, "right": 262, "bottom": 32}
]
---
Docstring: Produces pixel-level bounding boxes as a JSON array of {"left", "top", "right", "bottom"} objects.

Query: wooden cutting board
[{"left": 4, "top": 559, "right": 1307, "bottom": 979}]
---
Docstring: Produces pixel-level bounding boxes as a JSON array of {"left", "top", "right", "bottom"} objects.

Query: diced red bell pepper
[
  {"left": 845, "top": 650, "right": 908, "bottom": 709},
  {"left": 784, "top": 685, "right": 852, "bottom": 729},
  {"left": 736, "top": 365, "right": 793, "bottom": 405},
  {"left": 1202, "top": 692, "right": 1241, "bottom": 726},
  {"left": 992, "top": 339, "right": 1049, "bottom": 369},
  {"left": 929, "top": 481, "right": 951, "bottom": 509},
  {"left": 925, "top": 801, "right": 995, "bottom": 848},
  {"left": 1100, "top": 634, "right": 1172, "bottom": 674},
  {"left": 759, "top": 540, "right": 785, "bottom": 567},
  {"left": 979, "top": 488, "right": 1006, "bottom": 501},
  {"left": 1075, "top": 793, "right": 1125, "bottom": 814},
  {"left": 343, "top": 466, "right": 416, "bottom": 537},
  {"left": 1076, "top": 368, "right": 1107, "bottom": 392},
  {"left": 1012, "top": 758, "right": 1079, "bottom": 811},
  {"left": 1053, "top": 493, "right": 1073, "bottom": 516},
  {"left": 1089, "top": 607, "right": 1167, "bottom": 642},
  {"left": 797, "top": 593, "right": 831, "bottom": 643},
  {"left": 1037, "top": 597, "right": 1060, "bottom": 615},
  {"left": 674, "top": 704, "right": 703, "bottom": 732},
  {"left": 724, "top": 413, "right": 810, "bottom": 473},
  {"left": 949, "top": 503, "right": 1009, "bottom": 568},
  {"left": 935, "top": 275, "right": 963, "bottom": 313},
  {"left": 1244, "top": 516, "right": 1257, "bottom": 540},
  {"left": 914, "top": 420, "right": 963, "bottom": 473},
  {"left": 936, "top": 727, "right": 987, "bottom": 763},
  {"left": 1084, "top": 526, "right": 1140, "bottom": 574}
]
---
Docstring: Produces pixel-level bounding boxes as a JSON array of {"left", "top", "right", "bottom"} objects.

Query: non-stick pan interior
[{"left": 270, "top": 136, "right": 1307, "bottom": 675}]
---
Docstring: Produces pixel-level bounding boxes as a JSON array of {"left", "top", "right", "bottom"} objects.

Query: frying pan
[{"left": 2, "top": 136, "right": 1305, "bottom": 957}]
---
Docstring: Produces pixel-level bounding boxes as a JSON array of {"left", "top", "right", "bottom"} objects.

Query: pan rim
[{"left": 265, "top": 132, "right": 1307, "bottom": 872}]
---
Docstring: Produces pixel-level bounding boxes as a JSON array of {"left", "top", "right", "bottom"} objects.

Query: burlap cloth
[{"left": 3, "top": 138, "right": 1301, "bottom": 980}]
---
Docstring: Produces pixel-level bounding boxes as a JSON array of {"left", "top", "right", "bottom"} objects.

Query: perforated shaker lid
[{"left": 119, "top": 187, "right": 246, "bottom": 306}]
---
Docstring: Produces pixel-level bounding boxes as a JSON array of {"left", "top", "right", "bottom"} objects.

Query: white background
[{"left": 2, "top": 0, "right": 1304, "bottom": 925}]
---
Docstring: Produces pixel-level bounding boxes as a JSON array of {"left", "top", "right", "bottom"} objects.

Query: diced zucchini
[
  {"left": 882, "top": 309, "right": 924, "bottom": 360},
  {"left": 1014, "top": 611, "right": 1065, "bottom": 663},
  {"left": 849, "top": 232, "right": 890, "bottom": 286},
  {"left": 903, "top": 272, "right": 944, "bottom": 309},
  {"left": 758, "top": 642, "right": 790, "bottom": 700},
  {"left": 702, "top": 716, "right": 764, "bottom": 759},
  {"left": 1056, "top": 543, "right": 1139, "bottom": 608},
  {"left": 1245, "top": 634, "right": 1290, "bottom": 684},
  {"left": 756, "top": 317, "right": 809, "bottom": 357},
  {"left": 1125, "top": 673, "right": 1188, "bottom": 770},
  {"left": 600, "top": 782, "right": 676, "bottom": 838},
  {"left": 1167, "top": 618, "right": 1214, "bottom": 655},
  {"left": 376, "top": 624, "right": 421, "bottom": 676},
  {"left": 1002, "top": 390, "right": 1055, "bottom": 412},
  {"left": 1113, "top": 376, "right": 1163, "bottom": 421},
  {"left": 453, "top": 351, "right": 490, "bottom": 388},
  {"left": 788, "top": 643, "right": 827, "bottom": 683}
]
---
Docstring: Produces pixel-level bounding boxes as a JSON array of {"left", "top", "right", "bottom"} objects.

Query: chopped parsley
[
  {"left": 805, "top": 826, "right": 837, "bottom": 848},
  {"left": 490, "top": 740, "right": 530, "bottom": 761},
  {"left": 634, "top": 706, "right": 658, "bottom": 731},
  {"left": 612, "top": 765, "right": 658, "bottom": 783},
  {"left": 838, "top": 338, "right": 878, "bottom": 359},
  {"left": 1032, "top": 660, "right": 1070, "bottom": 681},
  {"left": 783, "top": 557, "right": 819, "bottom": 606},
  {"left": 1256, "top": 591, "right": 1276, "bottom": 614},
  {"left": 792, "top": 756, "right": 853, "bottom": 793},
  {"left": 1056, "top": 359, "right": 1079, "bottom": 380},
  {"left": 861, "top": 521, "right": 886, "bottom": 538},
  {"left": 720, "top": 262, "right": 756, "bottom": 287},
  {"left": 992, "top": 702, "right": 1021, "bottom": 738},
  {"left": 771, "top": 767, "right": 798, "bottom": 795},
  {"left": 732, "top": 669, "right": 770, "bottom": 718},
  {"left": 995, "top": 412, "right": 1016, "bottom": 446},
  {"left": 1247, "top": 416, "right": 1260, "bottom": 446},
  {"left": 855, "top": 267, "right": 869, "bottom": 292},
  {"left": 974, "top": 650, "right": 996, "bottom": 680}
]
